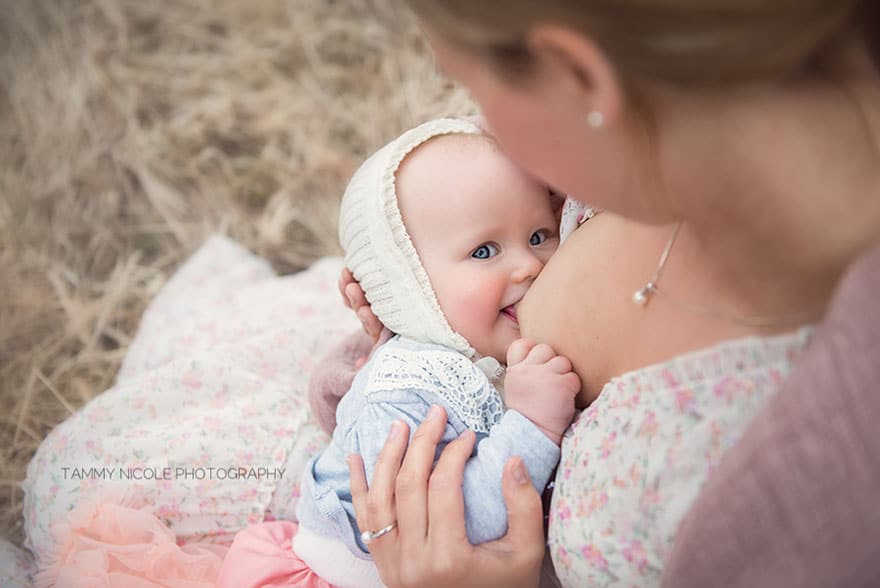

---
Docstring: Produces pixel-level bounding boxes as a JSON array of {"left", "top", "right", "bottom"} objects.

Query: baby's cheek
[
  {"left": 441, "top": 276, "right": 506, "bottom": 337},
  {"left": 451, "top": 284, "right": 499, "bottom": 328}
]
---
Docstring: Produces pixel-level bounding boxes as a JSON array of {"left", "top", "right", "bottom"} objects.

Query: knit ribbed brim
[{"left": 339, "top": 118, "right": 483, "bottom": 358}]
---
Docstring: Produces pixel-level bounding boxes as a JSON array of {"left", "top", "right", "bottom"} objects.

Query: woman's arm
[{"left": 347, "top": 406, "right": 545, "bottom": 588}]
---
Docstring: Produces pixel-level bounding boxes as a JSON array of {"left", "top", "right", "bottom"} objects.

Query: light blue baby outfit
[{"left": 295, "top": 335, "right": 561, "bottom": 558}]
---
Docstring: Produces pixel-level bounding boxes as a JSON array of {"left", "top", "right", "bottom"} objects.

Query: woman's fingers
[
  {"left": 426, "top": 429, "right": 475, "bottom": 546},
  {"left": 467, "top": 457, "right": 545, "bottom": 588},
  {"left": 340, "top": 268, "right": 355, "bottom": 308},
  {"left": 356, "top": 305, "right": 382, "bottom": 341},
  {"left": 497, "top": 457, "right": 545, "bottom": 571},
  {"left": 348, "top": 454, "right": 370, "bottom": 526},
  {"left": 350, "top": 420, "right": 410, "bottom": 535},
  {"left": 377, "top": 327, "right": 394, "bottom": 346},
  {"left": 345, "top": 282, "right": 368, "bottom": 310},
  {"left": 341, "top": 270, "right": 383, "bottom": 339},
  {"left": 394, "top": 405, "right": 448, "bottom": 544},
  {"left": 368, "top": 420, "right": 410, "bottom": 522}
]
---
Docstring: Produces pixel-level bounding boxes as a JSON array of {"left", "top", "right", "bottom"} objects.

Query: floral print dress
[{"left": 548, "top": 328, "right": 812, "bottom": 587}]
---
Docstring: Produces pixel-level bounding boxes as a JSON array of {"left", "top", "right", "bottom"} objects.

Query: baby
[{"left": 218, "top": 118, "right": 580, "bottom": 587}]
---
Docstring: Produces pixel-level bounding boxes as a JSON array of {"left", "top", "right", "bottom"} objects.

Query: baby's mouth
[{"left": 501, "top": 304, "right": 518, "bottom": 324}]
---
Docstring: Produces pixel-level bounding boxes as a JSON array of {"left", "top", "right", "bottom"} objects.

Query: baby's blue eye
[
  {"left": 530, "top": 231, "right": 548, "bottom": 246},
  {"left": 471, "top": 243, "right": 499, "bottom": 259}
]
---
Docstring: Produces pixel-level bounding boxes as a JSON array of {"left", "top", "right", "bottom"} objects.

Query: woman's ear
[{"left": 525, "top": 25, "right": 623, "bottom": 127}]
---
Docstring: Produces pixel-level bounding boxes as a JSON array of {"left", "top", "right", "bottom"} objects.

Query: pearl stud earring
[{"left": 587, "top": 111, "right": 604, "bottom": 128}]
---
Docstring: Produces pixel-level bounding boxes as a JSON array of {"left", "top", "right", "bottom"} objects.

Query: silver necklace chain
[{"left": 632, "top": 222, "right": 816, "bottom": 329}]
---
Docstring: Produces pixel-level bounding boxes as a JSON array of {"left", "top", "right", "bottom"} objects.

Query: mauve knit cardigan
[{"left": 663, "top": 241, "right": 880, "bottom": 588}]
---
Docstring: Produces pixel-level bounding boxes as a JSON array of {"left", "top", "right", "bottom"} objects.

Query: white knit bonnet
[{"left": 339, "top": 118, "right": 484, "bottom": 359}]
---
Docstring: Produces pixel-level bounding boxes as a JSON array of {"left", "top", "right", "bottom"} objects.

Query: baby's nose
[{"left": 511, "top": 251, "right": 544, "bottom": 283}]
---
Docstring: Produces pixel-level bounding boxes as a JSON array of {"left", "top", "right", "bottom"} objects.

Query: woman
[{"left": 346, "top": 1, "right": 880, "bottom": 586}]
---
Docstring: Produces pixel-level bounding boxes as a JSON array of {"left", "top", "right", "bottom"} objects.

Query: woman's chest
[{"left": 546, "top": 357, "right": 795, "bottom": 586}]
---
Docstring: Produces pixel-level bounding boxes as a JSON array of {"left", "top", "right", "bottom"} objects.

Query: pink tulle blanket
[{"left": 36, "top": 494, "right": 336, "bottom": 588}]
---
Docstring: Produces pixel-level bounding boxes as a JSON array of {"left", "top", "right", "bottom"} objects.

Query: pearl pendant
[{"left": 632, "top": 282, "right": 654, "bottom": 306}]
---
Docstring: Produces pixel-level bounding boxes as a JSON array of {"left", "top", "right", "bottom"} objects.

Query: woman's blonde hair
[{"left": 403, "top": 0, "right": 878, "bottom": 86}]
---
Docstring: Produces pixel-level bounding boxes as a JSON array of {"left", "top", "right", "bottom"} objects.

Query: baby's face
[{"left": 397, "top": 134, "right": 559, "bottom": 362}]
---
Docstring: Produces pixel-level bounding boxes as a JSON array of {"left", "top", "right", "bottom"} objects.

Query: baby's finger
[
  {"left": 546, "top": 355, "right": 573, "bottom": 374},
  {"left": 507, "top": 338, "right": 535, "bottom": 366},
  {"left": 524, "top": 343, "right": 556, "bottom": 365},
  {"left": 562, "top": 372, "right": 582, "bottom": 395}
]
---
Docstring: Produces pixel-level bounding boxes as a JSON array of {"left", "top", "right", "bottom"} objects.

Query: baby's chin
[
  {"left": 467, "top": 318, "right": 520, "bottom": 365},
  {"left": 470, "top": 339, "right": 510, "bottom": 366},
  {"left": 488, "top": 333, "right": 521, "bottom": 365}
]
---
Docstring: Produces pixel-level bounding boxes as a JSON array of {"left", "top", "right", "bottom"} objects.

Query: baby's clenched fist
[{"left": 504, "top": 339, "right": 580, "bottom": 446}]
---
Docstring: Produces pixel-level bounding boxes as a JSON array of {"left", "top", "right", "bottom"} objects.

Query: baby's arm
[
  {"left": 356, "top": 393, "right": 560, "bottom": 546},
  {"left": 307, "top": 329, "right": 374, "bottom": 434},
  {"left": 458, "top": 410, "right": 560, "bottom": 543}
]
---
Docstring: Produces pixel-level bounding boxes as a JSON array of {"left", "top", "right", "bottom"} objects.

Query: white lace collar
[{"left": 366, "top": 338, "right": 505, "bottom": 434}]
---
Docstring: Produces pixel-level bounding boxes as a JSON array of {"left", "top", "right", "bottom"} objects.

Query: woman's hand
[
  {"left": 347, "top": 406, "right": 545, "bottom": 588},
  {"left": 339, "top": 267, "right": 383, "bottom": 341}
]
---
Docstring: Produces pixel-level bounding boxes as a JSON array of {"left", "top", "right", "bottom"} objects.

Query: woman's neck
[{"left": 657, "top": 50, "right": 880, "bottom": 327}]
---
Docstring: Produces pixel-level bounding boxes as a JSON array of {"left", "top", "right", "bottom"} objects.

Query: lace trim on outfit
[{"left": 366, "top": 346, "right": 504, "bottom": 433}]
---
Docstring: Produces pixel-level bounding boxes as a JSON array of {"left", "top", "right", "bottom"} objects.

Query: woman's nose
[{"left": 511, "top": 250, "right": 544, "bottom": 283}]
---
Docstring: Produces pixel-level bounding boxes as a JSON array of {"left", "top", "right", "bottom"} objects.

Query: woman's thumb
[{"left": 501, "top": 456, "right": 545, "bottom": 563}]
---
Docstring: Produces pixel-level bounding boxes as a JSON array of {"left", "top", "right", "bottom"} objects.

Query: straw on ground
[{"left": 0, "top": 0, "right": 474, "bottom": 547}]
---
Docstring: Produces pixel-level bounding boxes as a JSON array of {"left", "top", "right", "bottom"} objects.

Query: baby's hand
[{"left": 504, "top": 339, "right": 580, "bottom": 446}]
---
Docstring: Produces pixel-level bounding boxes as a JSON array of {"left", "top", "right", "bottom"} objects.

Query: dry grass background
[{"left": 0, "top": 0, "right": 474, "bottom": 548}]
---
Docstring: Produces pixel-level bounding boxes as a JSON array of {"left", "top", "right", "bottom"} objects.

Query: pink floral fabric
[
  {"left": 23, "top": 236, "right": 358, "bottom": 571},
  {"left": 559, "top": 198, "right": 596, "bottom": 243},
  {"left": 548, "top": 328, "right": 812, "bottom": 587}
]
